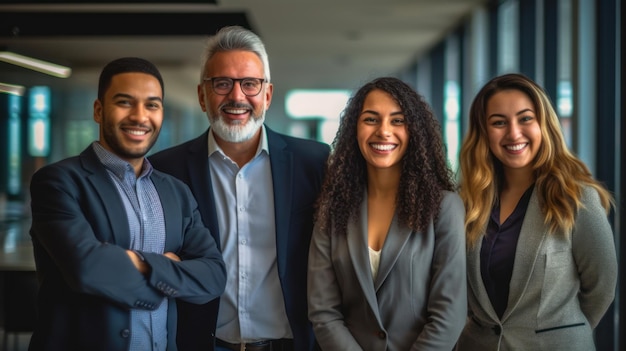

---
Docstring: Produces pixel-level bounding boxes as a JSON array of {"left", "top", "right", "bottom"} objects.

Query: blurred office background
[{"left": 0, "top": 0, "right": 623, "bottom": 350}]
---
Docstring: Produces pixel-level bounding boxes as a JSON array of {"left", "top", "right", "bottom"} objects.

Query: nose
[
  {"left": 506, "top": 120, "right": 522, "bottom": 139},
  {"left": 128, "top": 104, "right": 149, "bottom": 122},
  {"left": 227, "top": 80, "right": 247, "bottom": 100},
  {"left": 376, "top": 121, "right": 392, "bottom": 137}
]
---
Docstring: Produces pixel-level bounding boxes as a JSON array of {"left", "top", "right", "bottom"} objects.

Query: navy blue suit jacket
[
  {"left": 29, "top": 145, "right": 226, "bottom": 351},
  {"left": 149, "top": 126, "right": 330, "bottom": 351}
]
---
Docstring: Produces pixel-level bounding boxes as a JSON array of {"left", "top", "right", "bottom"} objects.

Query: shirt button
[
  {"left": 121, "top": 329, "right": 130, "bottom": 338},
  {"left": 492, "top": 325, "right": 502, "bottom": 335}
]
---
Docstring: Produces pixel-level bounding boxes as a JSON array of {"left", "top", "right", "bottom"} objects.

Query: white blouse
[{"left": 368, "top": 246, "right": 382, "bottom": 280}]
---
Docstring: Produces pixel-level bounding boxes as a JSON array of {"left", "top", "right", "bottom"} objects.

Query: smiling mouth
[
  {"left": 505, "top": 143, "right": 527, "bottom": 151},
  {"left": 124, "top": 129, "right": 149, "bottom": 136},
  {"left": 371, "top": 143, "right": 397, "bottom": 151},
  {"left": 223, "top": 108, "right": 248, "bottom": 115}
]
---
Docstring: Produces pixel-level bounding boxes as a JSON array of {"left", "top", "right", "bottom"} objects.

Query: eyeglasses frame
[{"left": 202, "top": 77, "right": 268, "bottom": 97}]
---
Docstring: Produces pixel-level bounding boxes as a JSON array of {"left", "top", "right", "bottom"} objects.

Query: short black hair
[{"left": 97, "top": 57, "right": 164, "bottom": 100}]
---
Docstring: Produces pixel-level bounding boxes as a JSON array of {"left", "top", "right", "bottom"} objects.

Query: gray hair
[{"left": 200, "top": 25, "right": 271, "bottom": 83}]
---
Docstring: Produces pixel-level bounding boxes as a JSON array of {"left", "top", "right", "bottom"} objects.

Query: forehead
[
  {"left": 205, "top": 50, "right": 264, "bottom": 77},
  {"left": 488, "top": 89, "right": 532, "bottom": 105},
  {"left": 106, "top": 72, "right": 163, "bottom": 97},
  {"left": 362, "top": 89, "right": 400, "bottom": 110}
]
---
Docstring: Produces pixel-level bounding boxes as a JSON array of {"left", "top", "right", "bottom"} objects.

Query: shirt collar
[
  {"left": 207, "top": 124, "right": 269, "bottom": 158},
  {"left": 92, "top": 141, "right": 152, "bottom": 180}
]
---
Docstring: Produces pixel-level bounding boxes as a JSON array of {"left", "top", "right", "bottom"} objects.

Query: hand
[
  {"left": 163, "top": 252, "right": 181, "bottom": 261},
  {"left": 126, "top": 250, "right": 150, "bottom": 275}
]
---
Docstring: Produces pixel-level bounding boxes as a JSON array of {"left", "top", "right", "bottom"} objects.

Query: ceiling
[{"left": 0, "top": 0, "right": 488, "bottom": 106}]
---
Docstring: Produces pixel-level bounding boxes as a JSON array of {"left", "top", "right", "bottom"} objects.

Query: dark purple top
[{"left": 480, "top": 185, "right": 534, "bottom": 319}]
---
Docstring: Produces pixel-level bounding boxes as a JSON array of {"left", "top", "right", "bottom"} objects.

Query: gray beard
[{"left": 209, "top": 110, "right": 265, "bottom": 143}]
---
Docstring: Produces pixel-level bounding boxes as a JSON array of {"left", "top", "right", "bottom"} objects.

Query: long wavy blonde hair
[{"left": 459, "top": 73, "right": 613, "bottom": 249}]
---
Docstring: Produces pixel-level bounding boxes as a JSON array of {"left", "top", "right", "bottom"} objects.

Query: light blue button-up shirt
[
  {"left": 209, "top": 126, "right": 293, "bottom": 343},
  {"left": 93, "top": 142, "right": 168, "bottom": 351}
]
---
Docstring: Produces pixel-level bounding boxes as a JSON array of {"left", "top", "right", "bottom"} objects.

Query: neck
[
  {"left": 367, "top": 166, "right": 401, "bottom": 198},
  {"left": 502, "top": 167, "right": 535, "bottom": 193},
  {"left": 214, "top": 129, "right": 262, "bottom": 168}
]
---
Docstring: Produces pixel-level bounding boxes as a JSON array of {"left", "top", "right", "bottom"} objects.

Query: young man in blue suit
[
  {"left": 28, "top": 57, "right": 227, "bottom": 351},
  {"left": 149, "top": 26, "right": 330, "bottom": 351}
]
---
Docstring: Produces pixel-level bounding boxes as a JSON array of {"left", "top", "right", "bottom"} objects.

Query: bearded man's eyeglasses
[{"left": 203, "top": 77, "right": 267, "bottom": 97}]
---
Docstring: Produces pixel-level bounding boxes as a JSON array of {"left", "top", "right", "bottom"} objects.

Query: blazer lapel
[
  {"left": 468, "top": 190, "right": 547, "bottom": 323},
  {"left": 188, "top": 131, "right": 221, "bottom": 246},
  {"left": 80, "top": 146, "right": 131, "bottom": 248},
  {"left": 150, "top": 172, "right": 179, "bottom": 252},
  {"left": 267, "top": 128, "right": 292, "bottom": 276},
  {"left": 374, "top": 215, "right": 410, "bottom": 291},
  {"left": 502, "top": 189, "right": 546, "bottom": 321},
  {"left": 348, "top": 198, "right": 382, "bottom": 320},
  {"left": 467, "top": 238, "right": 500, "bottom": 321}
]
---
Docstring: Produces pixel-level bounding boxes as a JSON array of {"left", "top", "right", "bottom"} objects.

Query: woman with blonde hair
[{"left": 456, "top": 73, "right": 617, "bottom": 351}]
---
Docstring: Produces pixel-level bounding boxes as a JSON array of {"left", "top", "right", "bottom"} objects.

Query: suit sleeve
[
  {"left": 139, "top": 180, "right": 226, "bottom": 305},
  {"left": 572, "top": 186, "right": 617, "bottom": 328},
  {"left": 30, "top": 164, "right": 166, "bottom": 309},
  {"left": 411, "top": 191, "right": 467, "bottom": 350},
  {"left": 308, "top": 223, "right": 364, "bottom": 351}
]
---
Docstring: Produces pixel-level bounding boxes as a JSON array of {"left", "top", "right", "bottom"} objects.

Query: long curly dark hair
[{"left": 315, "top": 77, "right": 455, "bottom": 235}]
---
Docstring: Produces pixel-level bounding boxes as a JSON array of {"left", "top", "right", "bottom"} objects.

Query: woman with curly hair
[
  {"left": 456, "top": 73, "right": 617, "bottom": 351},
  {"left": 308, "top": 77, "right": 467, "bottom": 351}
]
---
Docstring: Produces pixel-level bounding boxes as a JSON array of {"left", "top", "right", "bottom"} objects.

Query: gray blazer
[
  {"left": 456, "top": 186, "right": 617, "bottom": 351},
  {"left": 308, "top": 191, "right": 467, "bottom": 351}
]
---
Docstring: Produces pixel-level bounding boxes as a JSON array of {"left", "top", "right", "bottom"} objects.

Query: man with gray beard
[{"left": 149, "top": 26, "right": 330, "bottom": 351}]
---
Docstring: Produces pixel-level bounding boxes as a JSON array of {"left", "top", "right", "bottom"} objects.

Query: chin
[{"left": 211, "top": 114, "right": 264, "bottom": 143}]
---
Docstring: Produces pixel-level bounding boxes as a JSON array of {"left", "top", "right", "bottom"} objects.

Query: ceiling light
[
  {"left": 0, "top": 82, "right": 25, "bottom": 96},
  {"left": 0, "top": 51, "right": 72, "bottom": 78}
]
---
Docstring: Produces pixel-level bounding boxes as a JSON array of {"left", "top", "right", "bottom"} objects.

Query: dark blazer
[
  {"left": 149, "top": 126, "right": 330, "bottom": 351},
  {"left": 28, "top": 145, "right": 226, "bottom": 351}
]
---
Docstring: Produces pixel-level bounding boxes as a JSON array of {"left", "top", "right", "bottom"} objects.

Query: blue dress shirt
[
  {"left": 208, "top": 127, "right": 293, "bottom": 343},
  {"left": 94, "top": 142, "right": 168, "bottom": 351}
]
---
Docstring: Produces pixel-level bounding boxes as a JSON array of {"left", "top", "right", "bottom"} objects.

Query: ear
[
  {"left": 197, "top": 84, "right": 207, "bottom": 112},
  {"left": 93, "top": 99, "right": 103, "bottom": 124},
  {"left": 264, "top": 82, "right": 273, "bottom": 110}
]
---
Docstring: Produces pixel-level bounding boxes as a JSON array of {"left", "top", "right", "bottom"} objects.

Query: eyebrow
[
  {"left": 112, "top": 93, "right": 163, "bottom": 103},
  {"left": 360, "top": 109, "right": 404, "bottom": 116},
  {"left": 488, "top": 108, "right": 534, "bottom": 119}
]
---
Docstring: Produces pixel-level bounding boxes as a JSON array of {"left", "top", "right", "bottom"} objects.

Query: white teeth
[
  {"left": 224, "top": 109, "right": 247, "bottom": 114},
  {"left": 506, "top": 143, "right": 526, "bottom": 151},
  {"left": 127, "top": 130, "right": 147, "bottom": 135},
  {"left": 372, "top": 143, "right": 396, "bottom": 151}
]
